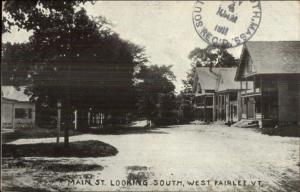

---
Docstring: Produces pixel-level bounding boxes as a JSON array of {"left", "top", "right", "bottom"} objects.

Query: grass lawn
[{"left": 2, "top": 140, "right": 118, "bottom": 157}]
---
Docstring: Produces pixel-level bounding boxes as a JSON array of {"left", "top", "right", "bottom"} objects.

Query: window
[
  {"left": 288, "top": 83, "right": 298, "bottom": 91},
  {"left": 206, "top": 97, "right": 213, "bottom": 106},
  {"left": 15, "top": 108, "right": 26, "bottom": 119},
  {"left": 15, "top": 108, "right": 32, "bottom": 119},
  {"left": 254, "top": 78, "right": 261, "bottom": 89},
  {"left": 229, "top": 93, "right": 237, "bottom": 101},
  {"left": 255, "top": 97, "right": 261, "bottom": 113},
  {"left": 28, "top": 109, "right": 32, "bottom": 118}
]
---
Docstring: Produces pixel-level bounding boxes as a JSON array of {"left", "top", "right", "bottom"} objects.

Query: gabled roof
[
  {"left": 1, "top": 86, "right": 31, "bottom": 102},
  {"left": 216, "top": 68, "right": 239, "bottom": 92},
  {"left": 236, "top": 41, "right": 300, "bottom": 79},
  {"left": 194, "top": 67, "right": 220, "bottom": 91}
]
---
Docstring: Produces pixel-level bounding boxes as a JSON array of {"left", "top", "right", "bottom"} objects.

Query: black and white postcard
[{"left": 1, "top": 1, "right": 300, "bottom": 191}]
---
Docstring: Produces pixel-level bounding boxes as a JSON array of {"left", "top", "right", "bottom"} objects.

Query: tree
[
  {"left": 3, "top": 1, "right": 89, "bottom": 145},
  {"left": 2, "top": 1, "right": 145, "bottom": 145},
  {"left": 2, "top": 0, "right": 89, "bottom": 33},
  {"left": 135, "top": 64, "right": 177, "bottom": 125},
  {"left": 1, "top": 42, "right": 34, "bottom": 85},
  {"left": 188, "top": 45, "right": 237, "bottom": 68}
]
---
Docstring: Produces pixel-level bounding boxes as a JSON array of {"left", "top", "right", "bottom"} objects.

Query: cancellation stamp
[{"left": 193, "top": 0, "right": 262, "bottom": 48}]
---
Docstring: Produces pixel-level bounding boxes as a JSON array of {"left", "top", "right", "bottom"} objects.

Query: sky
[{"left": 2, "top": 1, "right": 299, "bottom": 93}]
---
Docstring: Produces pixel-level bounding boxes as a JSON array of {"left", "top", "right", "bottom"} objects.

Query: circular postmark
[{"left": 192, "top": 1, "right": 262, "bottom": 49}]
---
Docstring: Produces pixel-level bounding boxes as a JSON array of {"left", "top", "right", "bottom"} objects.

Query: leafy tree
[
  {"left": 188, "top": 45, "right": 237, "bottom": 68},
  {"left": 2, "top": 0, "right": 89, "bottom": 33},
  {"left": 1, "top": 42, "right": 34, "bottom": 85},
  {"left": 2, "top": 1, "right": 146, "bottom": 145},
  {"left": 135, "top": 64, "right": 177, "bottom": 125}
]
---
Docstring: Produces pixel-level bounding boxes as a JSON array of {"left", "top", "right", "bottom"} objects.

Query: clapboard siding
[{"left": 278, "top": 80, "right": 300, "bottom": 123}]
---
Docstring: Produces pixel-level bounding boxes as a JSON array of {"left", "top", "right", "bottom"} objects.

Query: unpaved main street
[{"left": 2, "top": 124, "right": 300, "bottom": 191}]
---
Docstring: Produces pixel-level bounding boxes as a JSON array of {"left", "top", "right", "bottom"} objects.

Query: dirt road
[{"left": 2, "top": 124, "right": 299, "bottom": 191}]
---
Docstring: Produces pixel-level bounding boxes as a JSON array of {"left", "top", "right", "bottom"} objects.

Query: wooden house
[
  {"left": 215, "top": 68, "right": 241, "bottom": 124},
  {"left": 235, "top": 41, "right": 300, "bottom": 128},
  {"left": 193, "top": 67, "right": 220, "bottom": 122},
  {"left": 1, "top": 86, "right": 35, "bottom": 130}
]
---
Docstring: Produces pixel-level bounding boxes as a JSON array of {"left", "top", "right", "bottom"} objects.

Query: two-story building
[
  {"left": 193, "top": 67, "right": 220, "bottom": 122},
  {"left": 193, "top": 67, "right": 241, "bottom": 124},
  {"left": 215, "top": 68, "right": 241, "bottom": 124},
  {"left": 235, "top": 41, "right": 300, "bottom": 127}
]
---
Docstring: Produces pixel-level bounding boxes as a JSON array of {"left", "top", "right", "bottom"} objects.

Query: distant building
[
  {"left": 235, "top": 41, "right": 300, "bottom": 127},
  {"left": 1, "top": 86, "right": 35, "bottom": 130},
  {"left": 215, "top": 68, "right": 241, "bottom": 124},
  {"left": 177, "top": 91, "right": 194, "bottom": 124},
  {"left": 193, "top": 67, "right": 220, "bottom": 122},
  {"left": 193, "top": 67, "right": 241, "bottom": 124}
]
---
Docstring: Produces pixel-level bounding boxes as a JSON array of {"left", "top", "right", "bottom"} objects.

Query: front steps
[{"left": 232, "top": 119, "right": 260, "bottom": 128}]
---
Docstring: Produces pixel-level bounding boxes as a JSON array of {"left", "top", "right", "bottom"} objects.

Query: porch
[
  {"left": 215, "top": 91, "right": 240, "bottom": 124},
  {"left": 240, "top": 75, "right": 280, "bottom": 128},
  {"left": 194, "top": 94, "right": 214, "bottom": 122}
]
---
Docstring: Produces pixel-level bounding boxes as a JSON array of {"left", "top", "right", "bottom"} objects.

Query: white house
[{"left": 1, "top": 86, "right": 35, "bottom": 130}]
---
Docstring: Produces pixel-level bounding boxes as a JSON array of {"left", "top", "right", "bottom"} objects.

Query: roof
[
  {"left": 216, "top": 68, "right": 239, "bottom": 92},
  {"left": 194, "top": 67, "right": 220, "bottom": 91},
  {"left": 1, "top": 86, "right": 31, "bottom": 102},
  {"left": 240, "top": 41, "right": 300, "bottom": 77}
]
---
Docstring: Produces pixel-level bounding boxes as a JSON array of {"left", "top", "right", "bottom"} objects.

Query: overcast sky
[{"left": 2, "top": 1, "right": 299, "bottom": 93}]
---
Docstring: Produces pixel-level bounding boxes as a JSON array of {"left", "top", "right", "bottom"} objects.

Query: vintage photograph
[{"left": 1, "top": 1, "right": 299, "bottom": 191}]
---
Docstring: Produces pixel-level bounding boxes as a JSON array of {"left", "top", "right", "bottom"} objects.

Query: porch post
[
  {"left": 218, "top": 95, "right": 220, "bottom": 121},
  {"left": 240, "top": 81, "right": 242, "bottom": 90},
  {"left": 220, "top": 95, "right": 222, "bottom": 120},
  {"left": 219, "top": 95, "right": 221, "bottom": 120},
  {"left": 254, "top": 75, "right": 256, "bottom": 93},
  {"left": 213, "top": 93, "right": 216, "bottom": 121},
  {"left": 226, "top": 94, "right": 229, "bottom": 122},
  {"left": 245, "top": 78, "right": 249, "bottom": 119},
  {"left": 237, "top": 91, "right": 242, "bottom": 121},
  {"left": 260, "top": 76, "right": 263, "bottom": 127},
  {"left": 204, "top": 96, "right": 207, "bottom": 122}
]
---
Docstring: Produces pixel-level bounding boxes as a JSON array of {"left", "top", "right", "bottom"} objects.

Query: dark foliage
[
  {"left": 188, "top": 46, "right": 237, "bottom": 68},
  {"left": 176, "top": 92, "right": 194, "bottom": 123},
  {"left": 135, "top": 65, "right": 177, "bottom": 125},
  {"left": 3, "top": 0, "right": 89, "bottom": 33},
  {"left": 2, "top": 1, "right": 147, "bottom": 129}
]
